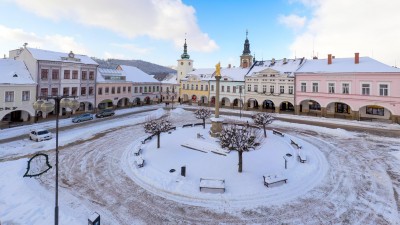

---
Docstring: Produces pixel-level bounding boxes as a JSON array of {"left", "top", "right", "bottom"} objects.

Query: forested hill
[{"left": 92, "top": 58, "right": 176, "bottom": 81}]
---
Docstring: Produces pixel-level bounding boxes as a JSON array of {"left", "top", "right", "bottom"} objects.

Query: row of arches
[{"left": 97, "top": 97, "right": 152, "bottom": 109}]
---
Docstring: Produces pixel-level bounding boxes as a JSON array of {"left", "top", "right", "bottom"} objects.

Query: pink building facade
[{"left": 295, "top": 53, "right": 400, "bottom": 123}]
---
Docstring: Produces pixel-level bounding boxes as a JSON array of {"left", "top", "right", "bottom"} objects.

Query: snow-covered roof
[
  {"left": 97, "top": 68, "right": 126, "bottom": 82},
  {"left": 0, "top": 59, "right": 35, "bottom": 84},
  {"left": 184, "top": 68, "right": 215, "bottom": 81},
  {"left": 247, "top": 58, "right": 305, "bottom": 77},
  {"left": 27, "top": 48, "right": 98, "bottom": 65},
  {"left": 119, "top": 65, "right": 160, "bottom": 83},
  {"left": 296, "top": 57, "right": 400, "bottom": 73},
  {"left": 161, "top": 74, "right": 178, "bottom": 84},
  {"left": 220, "top": 67, "right": 248, "bottom": 81}
]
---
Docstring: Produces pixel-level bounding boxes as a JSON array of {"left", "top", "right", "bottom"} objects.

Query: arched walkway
[
  {"left": 98, "top": 99, "right": 113, "bottom": 110},
  {"left": 144, "top": 96, "right": 151, "bottom": 105},
  {"left": 299, "top": 99, "right": 322, "bottom": 116},
  {"left": 117, "top": 98, "right": 130, "bottom": 108},
  {"left": 247, "top": 98, "right": 259, "bottom": 110},
  {"left": 359, "top": 105, "right": 392, "bottom": 121},
  {"left": 221, "top": 97, "right": 230, "bottom": 107},
  {"left": 78, "top": 102, "right": 94, "bottom": 112},
  {"left": 191, "top": 95, "right": 197, "bottom": 103},
  {"left": 233, "top": 98, "right": 243, "bottom": 108},
  {"left": 1, "top": 110, "right": 32, "bottom": 123},
  {"left": 262, "top": 100, "right": 275, "bottom": 112},
  {"left": 200, "top": 96, "right": 208, "bottom": 104},
  {"left": 280, "top": 101, "right": 294, "bottom": 113},
  {"left": 326, "top": 102, "right": 352, "bottom": 119}
]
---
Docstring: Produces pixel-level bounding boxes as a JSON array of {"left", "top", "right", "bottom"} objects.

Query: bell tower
[
  {"left": 177, "top": 38, "right": 193, "bottom": 83},
  {"left": 240, "top": 30, "right": 253, "bottom": 68}
]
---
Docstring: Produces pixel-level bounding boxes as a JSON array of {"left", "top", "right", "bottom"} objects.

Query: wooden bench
[
  {"left": 272, "top": 129, "right": 284, "bottom": 137},
  {"left": 141, "top": 136, "right": 152, "bottom": 144},
  {"left": 290, "top": 139, "right": 302, "bottom": 149},
  {"left": 167, "top": 126, "right": 176, "bottom": 132},
  {"left": 193, "top": 123, "right": 204, "bottom": 127},
  {"left": 133, "top": 145, "right": 142, "bottom": 156},
  {"left": 263, "top": 175, "right": 287, "bottom": 187},
  {"left": 199, "top": 178, "right": 225, "bottom": 193},
  {"left": 298, "top": 151, "right": 307, "bottom": 163},
  {"left": 182, "top": 124, "right": 193, "bottom": 128},
  {"left": 135, "top": 157, "right": 145, "bottom": 168}
]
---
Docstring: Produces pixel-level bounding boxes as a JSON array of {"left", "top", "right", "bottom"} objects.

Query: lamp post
[
  {"left": 33, "top": 95, "right": 79, "bottom": 225},
  {"left": 236, "top": 85, "right": 244, "bottom": 118}
]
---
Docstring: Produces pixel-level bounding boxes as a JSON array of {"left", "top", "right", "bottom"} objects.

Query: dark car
[{"left": 96, "top": 109, "right": 115, "bottom": 118}]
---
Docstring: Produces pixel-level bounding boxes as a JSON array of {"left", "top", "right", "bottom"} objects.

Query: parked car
[
  {"left": 96, "top": 109, "right": 115, "bottom": 118},
  {"left": 29, "top": 129, "right": 52, "bottom": 142},
  {"left": 72, "top": 113, "right": 93, "bottom": 123}
]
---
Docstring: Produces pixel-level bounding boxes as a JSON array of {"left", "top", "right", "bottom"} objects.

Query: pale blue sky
[{"left": 1, "top": 0, "right": 399, "bottom": 69}]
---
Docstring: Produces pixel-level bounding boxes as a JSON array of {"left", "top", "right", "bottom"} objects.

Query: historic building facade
[
  {"left": 160, "top": 74, "right": 180, "bottom": 104},
  {"left": 0, "top": 59, "right": 36, "bottom": 127},
  {"left": 295, "top": 53, "right": 400, "bottom": 122},
  {"left": 10, "top": 45, "right": 98, "bottom": 118}
]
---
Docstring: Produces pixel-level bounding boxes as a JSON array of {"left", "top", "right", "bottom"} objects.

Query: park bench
[
  {"left": 199, "top": 178, "right": 225, "bottom": 193},
  {"left": 135, "top": 157, "right": 145, "bottom": 168},
  {"left": 193, "top": 123, "right": 204, "bottom": 127},
  {"left": 298, "top": 151, "right": 307, "bottom": 163},
  {"left": 167, "top": 126, "right": 176, "bottom": 132},
  {"left": 141, "top": 135, "right": 152, "bottom": 144},
  {"left": 182, "top": 124, "right": 193, "bottom": 128},
  {"left": 290, "top": 139, "right": 302, "bottom": 149},
  {"left": 133, "top": 145, "right": 142, "bottom": 156},
  {"left": 263, "top": 174, "right": 287, "bottom": 187},
  {"left": 272, "top": 129, "right": 284, "bottom": 137}
]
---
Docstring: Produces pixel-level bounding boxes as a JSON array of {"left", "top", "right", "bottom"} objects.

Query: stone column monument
[{"left": 210, "top": 62, "right": 224, "bottom": 137}]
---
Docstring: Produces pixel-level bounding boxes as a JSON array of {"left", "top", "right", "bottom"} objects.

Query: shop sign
[{"left": 0, "top": 107, "right": 18, "bottom": 111}]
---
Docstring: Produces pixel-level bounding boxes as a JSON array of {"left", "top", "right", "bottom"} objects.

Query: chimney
[
  {"left": 328, "top": 54, "right": 332, "bottom": 64},
  {"left": 332, "top": 55, "right": 335, "bottom": 59},
  {"left": 228, "top": 64, "right": 231, "bottom": 68},
  {"left": 355, "top": 52, "right": 359, "bottom": 64}
]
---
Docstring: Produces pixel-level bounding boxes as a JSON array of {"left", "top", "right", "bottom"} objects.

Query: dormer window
[{"left": 13, "top": 73, "right": 18, "bottom": 77}]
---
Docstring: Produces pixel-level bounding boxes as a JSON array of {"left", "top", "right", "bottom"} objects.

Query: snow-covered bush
[
  {"left": 144, "top": 117, "right": 172, "bottom": 148},
  {"left": 219, "top": 124, "right": 261, "bottom": 172},
  {"left": 194, "top": 107, "right": 211, "bottom": 129},
  {"left": 252, "top": 113, "right": 274, "bottom": 137}
]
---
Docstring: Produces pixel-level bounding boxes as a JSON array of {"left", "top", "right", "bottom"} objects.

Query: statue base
[{"left": 209, "top": 117, "right": 224, "bottom": 137}]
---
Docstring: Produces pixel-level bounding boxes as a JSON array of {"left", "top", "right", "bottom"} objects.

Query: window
[
  {"left": 153, "top": 86, "right": 156, "bottom": 92},
  {"left": 71, "top": 87, "right": 77, "bottom": 96},
  {"left": 72, "top": 70, "right": 78, "bottom": 79},
  {"left": 134, "top": 87, "right": 138, "bottom": 93},
  {"left": 247, "top": 84, "right": 251, "bottom": 91},
  {"left": 105, "top": 87, "right": 109, "bottom": 94},
  {"left": 112, "top": 87, "right": 115, "bottom": 94},
  {"left": 289, "top": 86, "right": 293, "bottom": 94},
  {"left": 263, "top": 85, "right": 267, "bottom": 93},
  {"left": 221, "top": 85, "right": 224, "bottom": 92},
  {"left": 51, "top": 88, "right": 58, "bottom": 96},
  {"left": 233, "top": 86, "right": 236, "bottom": 93},
  {"left": 366, "top": 106, "right": 384, "bottom": 116},
  {"left": 196, "top": 85, "right": 198, "bottom": 90},
  {"left": 63, "top": 87, "right": 69, "bottom": 96},
  {"left": 342, "top": 83, "right": 349, "bottom": 94},
  {"left": 64, "top": 70, "right": 70, "bottom": 79},
  {"left": 5, "top": 91, "right": 14, "bottom": 102},
  {"left": 22, "top": 91, "right": 30, "bottom": 101},
  {"left": 254, "top": 85, "right": 258, "bottom": 92},
  {"left": 270, "top": 85, "right": 275, "bottom": 93},
  {"left": 117, "top": 87, "right": 121, "bottom": 94},
  {"left": 187, "top": 84, "right": 189, "bottom": 90},
  {"left": 362, "top": 84, "right": 370, "bottom": 95},
  {"left": 239, "top": 86, "right": 243, "bottom": 93},
  {"left": 280, "top": 86, "right": 285, "bottom": 94},
  {"left": 312, "top": 83, "right": 318, "bottom": 93},
  {"left": 89, "top": 87, "right": 94, "bottom": 95},
  {"left": 328, "top": 83, "right": 335, "bottom": 93},
  {"left": 201, "top": 85, "right": 203, "bottom": 91},
  {"left": 227, "top": 86, "right": 230, "bottom": 92},
  {"left": 52, "top": 69, "right": 59, "bottom": 80},
  {"left": 89, "top": 71, "right": 95, "bottom": 80},
  {"left": 336, "top": 103, "right": 349, "bottom": 113},
  {"left": 123, "top": 87, "right": 126, "bottom": 92},
  {"left": 301, "top": 82, "right": 306, "bottom": 92},
  {"left": 98, "top": 87, "right": 103, "bottom": 95},
  {"left": 81, "top": 71, "right": 87, "bottom": 80},
  {"left": 144, "top": 87, "right": 147, "bottom": 93},
  {"left": 205, "top": 85, "right": 208, "bottom": 91},
  {"left": 81, "top": 87, "right": 86, "bottom": 96},
  {"left": 156, "top": 86, "right": 159, "bottom": 92},
  {"left": 140, "top": 87, "right": 143, "bottom": 93},
  {"left": 379, "top": 84, "right": 388, "bottom": 96},
  {"left": 211, "top": 85, "right": 214, "bottom": 91},
  {"left": 191, "top": 84, "right": 194, "bottom": 90},
  {"left": 41, "top": 69, "right": 48, "bottom": 80},
  {"left": 40, "top": 88, "right": 48, "bottom": 97},
  {"left": 128, "top": 87, "right": 131, "bottom": 93}
]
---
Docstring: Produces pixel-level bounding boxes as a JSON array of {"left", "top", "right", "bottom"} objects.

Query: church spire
[
  {"left": 242, "top": 30, "right": 251, "bottom": 55},
  {"left": 181, "top": 38, "right": 190, "bottom": 59}
]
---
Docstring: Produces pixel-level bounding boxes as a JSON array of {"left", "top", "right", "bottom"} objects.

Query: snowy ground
[{"left": 1, "top": 105, "right": 400, "bottom": 224}]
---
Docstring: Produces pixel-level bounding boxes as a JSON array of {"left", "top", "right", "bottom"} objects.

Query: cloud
[
  {"left": 278, "top": 14, "right": 306, "bottom": 31},
  {"left": 110, "top": 43, "right": 152, "bottom": 55},
  {"left": 288, "top": 0, "right": 400, "bottom": 66},
  {"left": 0, "top": 24, "right": 90, "bottom": 56},
  {"left": 13, "top": 0, "right": 219, "bottom": 53}
]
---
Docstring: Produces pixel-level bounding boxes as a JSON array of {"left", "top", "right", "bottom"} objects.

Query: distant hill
[{"left": 92, "top": 58, "right": 176, "bottom": 81}]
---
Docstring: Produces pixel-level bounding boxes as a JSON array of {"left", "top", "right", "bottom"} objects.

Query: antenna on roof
[{"left": 295, "top": 50, "right": 297, "bottom": 59}]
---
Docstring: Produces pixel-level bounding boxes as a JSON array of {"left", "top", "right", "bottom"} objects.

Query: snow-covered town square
[{"left": 1, "top": 105, "right": 400, "bottom": 224}]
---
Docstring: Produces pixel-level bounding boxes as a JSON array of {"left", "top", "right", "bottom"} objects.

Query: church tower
[
  {"left": 240, "top": 30, "right": 253, "bottom": 68},
  {"left": 177, "top": 39, "right": 193, "bottom": 83}
]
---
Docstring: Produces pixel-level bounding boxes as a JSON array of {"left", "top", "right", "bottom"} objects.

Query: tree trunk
[
  {"left": 238, "top": 151, "right": 243, "bottom": 173},
  {"left": 157, "top": 132, "right": 160, "bottom": 148},
  {"left": 203, "top": 118, "right": 205, "bottom": 129},
  {"left": 263, "top": 124, "right": 267, "bottom": 137}
]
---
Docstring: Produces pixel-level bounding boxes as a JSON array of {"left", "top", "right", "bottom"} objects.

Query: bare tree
[
  {"left": 252, "top": 112, "right": 274, "bottom": 137},
  {"left": 144, "top": 117, "right": 172, "bottom": 148},
  {"left": 219, "top": 124, "right": 261, "bottom": 173},
  {"left": 194, "top": 107, "right": 211, "bottom": 129}
]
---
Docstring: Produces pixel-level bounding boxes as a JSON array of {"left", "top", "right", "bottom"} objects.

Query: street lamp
[
  {"left": 33, "top": 95, "right": 79, "bottom": 225},
  {"left": 283, "top": 153, "right": 292, "bottom": 169},
  {"left": 236, "top": 85, "right": 244, "bottom": 118}
]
